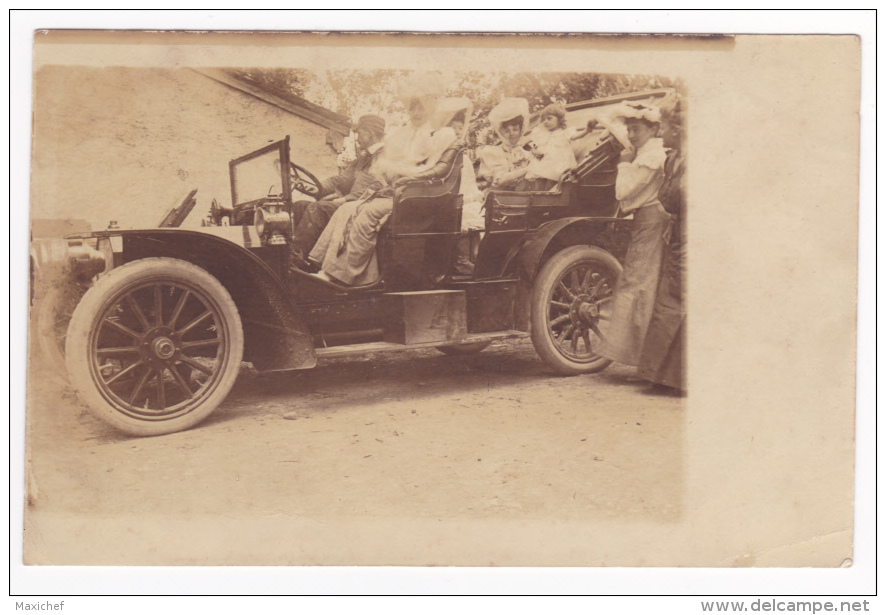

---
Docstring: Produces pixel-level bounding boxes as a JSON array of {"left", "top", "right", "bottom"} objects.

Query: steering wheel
[{"left": 289, "top": 163, "right": 322, "bottom": 198}]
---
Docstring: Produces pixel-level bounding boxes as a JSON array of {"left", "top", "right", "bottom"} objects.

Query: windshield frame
[{"left": 228, "top": 136, "right": 292, "bottom": 209}]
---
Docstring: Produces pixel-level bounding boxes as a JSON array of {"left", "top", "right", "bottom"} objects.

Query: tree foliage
[{"left": 226, "top": 67, "right": 684, "bottom": 151}]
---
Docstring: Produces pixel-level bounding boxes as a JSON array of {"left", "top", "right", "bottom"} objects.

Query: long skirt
[
  {"left": 637, "top": 222, "right": 686, "bottom": 388},
  {"left": 290, "top": 199, "right": 341, "bottom": 256},
  {"left": 600, "top": 203, "right": 671, "bottom": 366},
  {"left": 309, "top": 195, "right": 393, "bottom": 286}
]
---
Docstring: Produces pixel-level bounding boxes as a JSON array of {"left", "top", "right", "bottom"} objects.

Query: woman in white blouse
[{"left": 600, "top": 102, "right": 672, "bottom": 368}]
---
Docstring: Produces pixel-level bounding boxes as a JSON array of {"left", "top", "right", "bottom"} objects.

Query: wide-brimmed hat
[
  {"left": 434, "top": 97, "right": 474, "bottom": 132},
  {"left": 613, "top": 101, "right": 662, "bottom": 124},
  {"left": 488, "top": 98, "right": 530, "bottom": 139}
]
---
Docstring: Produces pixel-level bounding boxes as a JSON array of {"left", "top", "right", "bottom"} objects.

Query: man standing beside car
[{"left": 289, "top": 114, "right": 387, "bottom": 271}]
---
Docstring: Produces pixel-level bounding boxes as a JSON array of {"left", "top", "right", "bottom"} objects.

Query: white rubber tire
[
  {"left": 529, "top": 245, "right": 621, "bottom": 376},
  {"left": 65, "top": 258, "right": 244, "bottom": 436}
]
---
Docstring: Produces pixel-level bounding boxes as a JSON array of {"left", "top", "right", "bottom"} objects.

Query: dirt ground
[{"left": 24, "top": 336, "right": 684, "bottom": 565}]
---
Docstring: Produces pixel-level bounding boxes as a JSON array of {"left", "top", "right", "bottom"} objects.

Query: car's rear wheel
[
  {"left": 436, "top": 341, "right": 491, "bottom": 355},
  {"left": 529, "top": 245, "right": 621, "bottom": 375},
  {"left": 65, "top": 258, "right": 244, "bottom": 437}
]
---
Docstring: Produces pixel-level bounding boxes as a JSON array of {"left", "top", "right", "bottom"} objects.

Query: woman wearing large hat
[
  {"left": 599, "top": 101, "right": 672, "bottom": 368},
  {"left": 476, "top": 98, "right": 533, "bottom": 191}
]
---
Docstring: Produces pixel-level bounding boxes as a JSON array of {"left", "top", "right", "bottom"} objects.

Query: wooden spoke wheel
[
  {"left": 529, "top": 245, "right": 621, "bottom": 375},
  {"left": 66, "top": 258, "right": 244, "bottom": 436}
]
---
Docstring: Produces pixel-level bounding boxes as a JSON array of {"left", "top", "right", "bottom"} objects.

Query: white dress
[
  {"left": 525, "top": 126, "right": 576, "bottom": 182},
  {"left": 375, "top": 122, "right": 435, "bottom": 183},
  {"left": 476, "top": 142, "right": 532, "bottom": 190},
  {"left": 459, "top": 156, "right": 486, "bottom": 231}
]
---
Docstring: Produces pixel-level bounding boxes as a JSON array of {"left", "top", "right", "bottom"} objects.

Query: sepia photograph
[
  {"left": 12, "top": 11, "right": 872, "bottom": 601},
  {"left": 27, "top": 38, "right": 687, "bottom": 559}
]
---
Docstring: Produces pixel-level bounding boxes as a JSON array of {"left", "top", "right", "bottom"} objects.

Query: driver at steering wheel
[{"left": 289, "top": 114, "right": 387, "bottom": 271}]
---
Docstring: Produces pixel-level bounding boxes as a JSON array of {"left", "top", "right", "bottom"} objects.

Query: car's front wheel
[
  {"left": 529, "top": 245, "right": 621, "bottom": 375},
  {"left": 65, "top": 258, "right": 244, "bottom": 436}
]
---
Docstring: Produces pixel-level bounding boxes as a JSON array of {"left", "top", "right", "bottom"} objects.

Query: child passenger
[{"left": 524, "top": 103, "right": 576, "bottom": 191}]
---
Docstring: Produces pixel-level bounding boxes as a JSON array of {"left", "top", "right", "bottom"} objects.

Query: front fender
[{"left": 105, "top": 228, "right": 316, "bottom": 372}]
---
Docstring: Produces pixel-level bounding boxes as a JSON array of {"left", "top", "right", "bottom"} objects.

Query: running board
[{"left": 314, "top": 330, "right": 529, "bottom": 359}]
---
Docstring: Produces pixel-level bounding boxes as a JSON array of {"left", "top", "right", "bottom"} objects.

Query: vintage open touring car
[{"left": 32, "top": 89, "right": 674, "bottom": 436}]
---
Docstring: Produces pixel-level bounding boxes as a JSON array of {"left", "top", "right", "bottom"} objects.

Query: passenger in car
[
  {"left": 476, "top": 98, "right": 533, "bottom": 191},
  {"left": 428, "top": 98, "right": 483, "bottom": 275},
  {"left": 432, "top": 98, "right": 484, "bottom": 231},
  {"left": 389, "top": 98, "right": 469, "bottom": 185},
  {"left": 374, "top": 72, "right": 445, "bottom": 182},
  {"left": 524, "top": 103, "right": 577, "bottom": 191},
  {"left": 288, "top": 114, "right": 387, "bottom": 271},
  {"left": 308, "top": 74, "right": 454, "bottom": 286},
  {"left": 599, "top": 102, "right": 671, "bottom": 368}
]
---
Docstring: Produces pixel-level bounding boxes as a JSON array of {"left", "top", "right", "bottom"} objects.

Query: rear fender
[
  {"left": 115, "top": 229, "right": 316, "bottom": 372},
  {"left": 503, "top": 218, "right": 630, "bottom": 331},
  {"left": 507, "top": 217, "right": 630, "bottom": 280}
]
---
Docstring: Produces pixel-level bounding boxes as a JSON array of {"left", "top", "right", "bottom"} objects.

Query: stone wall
[{"left": 31, "top": 66, "right": 339, "bottom": 231}]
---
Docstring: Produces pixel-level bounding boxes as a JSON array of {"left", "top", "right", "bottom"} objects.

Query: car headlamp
[{"left": 255, "top": 206, "right": 291, "bottom": 245}]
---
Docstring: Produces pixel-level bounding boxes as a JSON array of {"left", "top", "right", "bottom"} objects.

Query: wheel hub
[
  {"left": 570, "top": 294, "right": 599, "bottom": 327},
  {"left": 578, "top": 302, "right": 599, "bottom": 321},
  {"left": 152, "top": 337, "right": 176, "bottom": 360},
  {"left": 140, "top": 326, "right": 180, "bottom": 364}
]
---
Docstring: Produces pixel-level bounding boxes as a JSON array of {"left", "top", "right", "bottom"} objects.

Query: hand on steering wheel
[{"left": 289, "top": 163, "right": 322, "bottom": 197}]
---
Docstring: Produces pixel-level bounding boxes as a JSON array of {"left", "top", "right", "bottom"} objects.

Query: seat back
[
  {"left": 390, "top": 149, "right": 464, "bottom": 238},
  {"left": 566, "top": 135, "right": 621, "bottom": 217}
]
